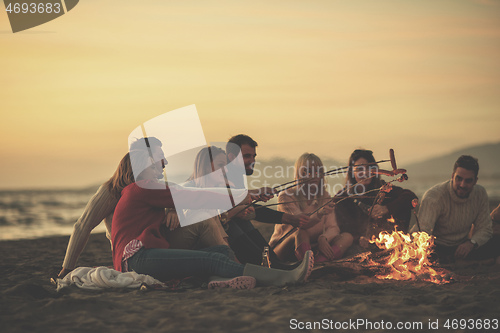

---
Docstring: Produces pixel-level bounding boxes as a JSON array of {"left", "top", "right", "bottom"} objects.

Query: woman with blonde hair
[
  {"left": 175, "top": 146, "right": 244, "bottom": 248},
  {"left": 269, "top": 153, "right": 353, "bottom": 262}
]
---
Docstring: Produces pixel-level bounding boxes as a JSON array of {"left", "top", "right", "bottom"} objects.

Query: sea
[
  {"left": 1, "top": 178, "right": 499, "bottom": 241},
  {"left": 0, "top": 186, "right": 106, "bottom": 241}
]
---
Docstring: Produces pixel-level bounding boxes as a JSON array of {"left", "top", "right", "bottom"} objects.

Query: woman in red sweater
[{"left": 111, "top": 146, "right": 314, "bottom": 289}]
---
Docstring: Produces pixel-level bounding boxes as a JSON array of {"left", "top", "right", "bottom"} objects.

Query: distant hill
[
  {"left": 253, "top": 143, "right": 500, "bottom": 200},
  {"left": 405, "top": 142, "right": 500, "bottom": 180}
]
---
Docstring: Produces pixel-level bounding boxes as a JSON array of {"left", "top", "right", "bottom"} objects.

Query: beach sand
[{"left": 1, "top": 222, "right": 499, "bottom": 333}]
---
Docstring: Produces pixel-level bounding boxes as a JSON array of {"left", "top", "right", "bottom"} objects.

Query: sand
[{"left": 1, "top": 222, "right": 500, "bottom": 333}]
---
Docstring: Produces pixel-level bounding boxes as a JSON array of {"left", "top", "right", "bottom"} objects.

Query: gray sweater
[{"left": 412, "top": 180, "right": 492, "bottom": 247}]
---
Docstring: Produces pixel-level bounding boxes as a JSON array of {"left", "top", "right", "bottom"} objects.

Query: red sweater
[
  {"left": 111, "top": 180, "right": 237, "bottom": 271},
  {"left": 112, "top": 181, "right": 173, "bottom": 271}
]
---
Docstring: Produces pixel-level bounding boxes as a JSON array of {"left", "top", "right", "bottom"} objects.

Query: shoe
[{"left": 208, "top": 276, "right": 256, "bottom": 290}]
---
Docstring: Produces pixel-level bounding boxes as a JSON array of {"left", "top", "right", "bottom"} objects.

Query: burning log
[
  {"left": 314, "top": 250, "right": 393, "bottom": 278},
  {"left": 314, "top": 230, "right": 453, "bottom": 284}
]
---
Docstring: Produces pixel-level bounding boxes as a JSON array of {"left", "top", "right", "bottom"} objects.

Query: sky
[{"left": 1, "top": 0, "right": 499, "bottom": 189}]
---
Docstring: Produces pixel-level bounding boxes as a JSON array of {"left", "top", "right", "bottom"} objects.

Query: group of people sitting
[{"left": 57, "top": 134, "right": 500, "bottom": 289}]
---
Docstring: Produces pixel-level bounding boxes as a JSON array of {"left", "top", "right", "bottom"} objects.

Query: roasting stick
[
  {"left": 274, "top": 159, "right": 391, "bottom": 194},
  {"left": 270, "top": 174, "right": 408, "bottom": 249},
  {"left": 269, "top": 179, "right": 380, "bottom": 249},
  {"left": 238, "top": 159, "right": 392, "bottom": 213},
  {"left": 269, "top": 149, "right": 407, "bottom": 249},
  {"left": 254, "top": 196, "right": 381, "bottom": 209},
  {"left": 309, "top": 173, "right": 408, "bottom": 216}
]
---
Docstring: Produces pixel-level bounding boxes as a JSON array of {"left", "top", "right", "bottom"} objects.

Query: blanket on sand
[{"left": 56, "top": 266, "right": 163, "bottom": 291}]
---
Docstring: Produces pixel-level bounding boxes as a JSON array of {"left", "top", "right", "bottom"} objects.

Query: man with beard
[
  {"left": 224, "top": 134, "right": 309, "bottom": 269},
  {"left": 413, "top": 155, "right": 500, "bottom": 264}
]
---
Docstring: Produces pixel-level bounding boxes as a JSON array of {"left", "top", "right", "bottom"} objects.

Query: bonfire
[
  {"left": 315, "top": 223, "right": 452, "bottom": 285},
  {"left": 368, "top": 229, "right": 451, "bottom": 284}
]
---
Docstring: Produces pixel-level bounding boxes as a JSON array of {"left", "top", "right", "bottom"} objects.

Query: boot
[
  {"left": 244, "top": 229, "right": 301, "bottom": 270},
  {"left": 208, "top": 276, "right": 256, "bottom": 290},
  {"left": 295, "top": 242, "right": 311, "bottom": 261},
  {"left": 269, "top": 253, "right": 301, "bottom": 270},
  {"left": 315, "top": 245, "right": 342, "bottom": 263},
  {"left": 242, "top": 250, "right": 314, "bottom": 287}
]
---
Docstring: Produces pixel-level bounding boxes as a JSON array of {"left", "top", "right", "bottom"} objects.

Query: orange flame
[
  {"left": 387, "top": 216, "right": 395, "bottom": 223},
  {"left": 369, "top": 230, "right": 451, "bottom": 284}
]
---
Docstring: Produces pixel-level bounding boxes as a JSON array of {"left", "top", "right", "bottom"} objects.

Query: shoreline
[
  {"left": 2, "top": 231, "right": 500, "bottom": 333},
  {"left": 1, "top": 199, "right": 498, "bottom": 243}
]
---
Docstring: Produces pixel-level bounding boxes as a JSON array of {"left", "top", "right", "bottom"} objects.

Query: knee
[
  {"left": 197, "top": 219, "right": 213, "bottom": 231},
  {"left": 341, "top": 232, "right": 354, "bottom": 244},
  {"left": 334, "top": 232, "right": 353, "bottom": 248},
  {"left": 211, "top": 245, "right": 231, "bottom": 256}
]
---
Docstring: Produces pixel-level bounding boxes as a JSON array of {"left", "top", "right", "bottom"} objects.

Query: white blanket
[{"left": 56, "top": 266, "right": 164, "bottom": 291}]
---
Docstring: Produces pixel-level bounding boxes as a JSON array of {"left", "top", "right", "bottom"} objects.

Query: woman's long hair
[
  {"left": 104, "top": 153, "right": 135, "bottom": 199},
  {"left": 292, "top": 153, "right": 328, "bottom": 210},
  {"left": 345, "top": 149, "right": 382, "bottom": 194},
  {"left": 187, "top": 146, "right": 226, "bottom": 187},
  {"left": 104, "top": 137, "right": 162, "bottom": 199}
]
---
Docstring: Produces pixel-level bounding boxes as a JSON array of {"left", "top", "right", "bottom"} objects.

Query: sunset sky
[{"left": 1, "top": 0, "right": 499, "bottom": 189}]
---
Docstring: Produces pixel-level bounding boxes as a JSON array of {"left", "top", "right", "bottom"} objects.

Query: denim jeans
[{"left": 126, "top": 245, "right": 244, "bottom": 282}]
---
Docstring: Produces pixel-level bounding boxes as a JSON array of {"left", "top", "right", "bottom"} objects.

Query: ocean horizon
[{"left": 1, "top": 177, "right": 499, "bottom": 241}]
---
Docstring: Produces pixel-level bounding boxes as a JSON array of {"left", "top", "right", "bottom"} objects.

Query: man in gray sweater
[{"left": 412, "top": 155, "right": 500, "bottom": 264}]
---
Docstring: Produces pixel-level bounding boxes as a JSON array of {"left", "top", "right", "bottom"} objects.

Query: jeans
[{"left": 127, "top": 245, "right": 244, "bottom": 282}]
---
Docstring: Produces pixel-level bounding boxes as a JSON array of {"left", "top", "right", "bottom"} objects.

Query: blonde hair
[
  {"left": 293, "top": 153, "right": 328, "bottom": 210},
  {"left": 188, "top": 146, "right": 226, "bottom": 187},
  {"left": 104, "top": 137, "right": 163, "bottom": 199},
  {"left": 104, "top": 153, "right": 135, "bottom": 199}
]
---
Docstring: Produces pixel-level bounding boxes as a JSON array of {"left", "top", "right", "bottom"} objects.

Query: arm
[
  {"left": 163, "top": 209, "right": 180, "bottom": 231},
  {"left": 470, "top": 189, "right": 493, "bottom": 247},
  {"left": 136, "top": 181, "right": 248, "bottom": 210},
  {"left": 227, "top": 193, "right": 254, "bottom": 219},
  {"left": 411, "top": 190, "right": 441, "bottom": 235},
  {"left": 454, "top": 189, "right": 492, "bottom": 259},
  {"left": 384, "top": 187, "right": 418, "bottom": 222},
  {"left": 60, "top": 185, "right": 117, "bottom": 277},
  {"left": 253, "top": 204, "right": 309, "bottom": 228},
  {"left": 317, "top": 208, "right": 341, "bottom": 259},
  {"left": 491, "top": 203, "right": 500, "bottom": 222},
  {"left": 254, "top": 205, "right": 285, "bottom": 224},
  {"left": 277, "top": 192, "right": 302, "bottom": 215},
  {"left": 277, "top": 192, "right": 329, "bottom": 228},
  {"left": 321, "top": 212, "right": 341, "bottom": 241},
  {"left": 248, "top": 187, "right": 276, "bottom": 202}
]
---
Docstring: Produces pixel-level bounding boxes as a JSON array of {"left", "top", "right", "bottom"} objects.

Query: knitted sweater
[
  {"left": 62, "top": 185, "right": 118, "bottom": 270},
  {"left": 269, "top": 190, "right": 340, "bottom": 248},
  {"left": 412, "top": 180, "right": 492, "bottom": 247}
]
